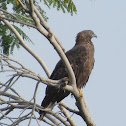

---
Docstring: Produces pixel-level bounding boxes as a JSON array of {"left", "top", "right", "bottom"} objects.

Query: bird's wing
[
  {"left": 42, "top": 44, "right": 94, "bottom": 107},
  {"left": 66, "top": 45, "right": 91, "bottom": 88}
]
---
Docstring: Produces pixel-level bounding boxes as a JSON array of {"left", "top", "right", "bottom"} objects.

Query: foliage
[
  {"left": 43, "top": 0, "right": 77, "bottom": 15},
  {"left": 0, "top": 23, "right": 20, "bottom": 55},
  {"left": 0, "top": 0, "right": 77, "bottom": 55}
]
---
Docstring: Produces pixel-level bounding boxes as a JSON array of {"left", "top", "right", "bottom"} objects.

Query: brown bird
[{"left": 39, "top": 30, "right": 97, "bottom": 120}]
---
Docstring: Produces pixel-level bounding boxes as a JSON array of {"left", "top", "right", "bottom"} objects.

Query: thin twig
[
  {"left": 59, "top": 104, "right": 76, "bottom": 126},
  {"left": 0, "top": 8, "right": 17, "bottom": 19},
  {"left": 0, "top": 16, "right": 36, "bottom": 28},
  {"left": 0, "top": 12, "right": 51, "bottom": 77},
  {"left": 59, "top": 102, "right": 80, "bottom": 115},
  {"left": 28, "top": 81, "right": 40, "bottom": 126}
]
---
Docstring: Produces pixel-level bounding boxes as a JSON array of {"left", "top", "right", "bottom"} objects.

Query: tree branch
[
  {"left": 28, "top": 81, "right": 40, "bottom": 126},
  {"left": 59, "top": 102, "right": 80, "bottom": 115},
  {"left": 0, "top": 11, "right": 50, "bottom": 77},
  {"left": 46, "top": 111, "right": 71, "bottom": 126},
  {"left": 58, "top": 104, "right": 76, "bottom": 126},
  {"left": 33, "top": 7, "right": 78, "bottom": 97},
  {"left": 75, "top": 94, "right": 96, "bottom": 126},
  {"left": 33, "top": 7, "right": 66, "bottom": 52},
  {"left": 0, "top": 53, "right": 73, "bottom": 92},
  {"left": 0, "top": 16, "right": 36, "bottom": 28}
]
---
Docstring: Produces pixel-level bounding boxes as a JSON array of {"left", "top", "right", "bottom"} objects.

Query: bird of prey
[{"left": 39, "top": 30, "right": 97, "bottom": 120}]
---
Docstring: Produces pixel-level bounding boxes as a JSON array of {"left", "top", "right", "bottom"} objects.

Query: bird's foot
[
  {"left": 64, "top": 77, "right": 69, "bottom": 82},
  {"left": 78, "top": 88, "right": 83, "bottom": 98},
  {"left": 60, "top": 77, "right": 69, "bottom": 87}
]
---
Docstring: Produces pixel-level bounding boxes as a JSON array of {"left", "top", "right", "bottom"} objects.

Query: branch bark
[
  {"left": 0, "top": 11, "right": 50, "bottom": 77},
  {"left": 0, "top": 53, "right": 73, "bottom": 92},
  {"left": 59, "top": 104, "right": 76, "bottom": 126}
]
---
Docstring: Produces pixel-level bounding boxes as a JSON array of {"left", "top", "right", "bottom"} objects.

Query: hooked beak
[{"left": 93, "top": 33, "right": 97, "bottom": 38}]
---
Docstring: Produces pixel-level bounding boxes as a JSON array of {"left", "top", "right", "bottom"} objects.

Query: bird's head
[{"left": 76, "top": 30, "right": 97, "bottom": 43}]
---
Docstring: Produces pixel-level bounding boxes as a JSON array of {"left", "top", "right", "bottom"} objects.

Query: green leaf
[
  {"left": 35, "top": 3, "right": 49, "bottom": 22},
  {"left": 43, "top": 0, "right": 77, "bottom": 15},
  {"left": 0, "top": 23, "right": 32, "bottom": 55},
  {"left": 13, "top": 25, "right": 32, "bottom": 43},
  {"left": 0, "top": 0, "right": 77, "bottom": 55}
]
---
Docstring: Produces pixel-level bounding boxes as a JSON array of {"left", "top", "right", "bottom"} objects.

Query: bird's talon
[
  {"left": 78, "top": 88, "right": 83, "bottom": 98},
  {"left": 60, "top": 77, "right": 69, "bottom": 87},
  {"left": 65, "top": 77, "right": 69, "bottom": 82}
]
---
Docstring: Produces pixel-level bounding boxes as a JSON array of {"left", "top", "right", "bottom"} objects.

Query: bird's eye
[{"left": 88, "top": 31, "right": 92, "bottom": 36}]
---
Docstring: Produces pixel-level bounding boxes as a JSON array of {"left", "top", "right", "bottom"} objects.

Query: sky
[{"left": 1, "top": 0, "right": 126, "bottom": 126}]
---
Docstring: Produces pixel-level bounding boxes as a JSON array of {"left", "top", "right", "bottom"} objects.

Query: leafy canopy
[{"left": 0, "top": 0, "right": 77, "bottom": 55}]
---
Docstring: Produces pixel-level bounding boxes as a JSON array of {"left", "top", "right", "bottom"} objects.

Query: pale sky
[{"left": 2, "top": 0, "right": 126, "bottom": 125}]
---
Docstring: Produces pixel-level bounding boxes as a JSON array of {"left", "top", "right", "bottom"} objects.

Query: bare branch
[
  {"left": 0, "top": 12, "right": 50, "bottom": 77},
  {"left": 45, "top": 114, "right": 63, "bottom": 126},
  {"left": 0, "top": 16, "right": 36, "bottom": 28},
  {"left": 29, "top": 0, "right": 34, "bottom": 15},
  {"left": 28, "top": 81, "right": 40, "bottom": 126},
  {"left": 33, "top": 7, "right": 65, "bottom": 52},
  {"left": 59, "top": 102, "right": 80, "bottom": 115},
  {"left": 33, "top": 6, "right": 76, "bottom": 88},
  {"left": 23, "top": 2, "right": 76, "bottom": 87},
  {"left": 0, "top": 8, "right": 17, "bottom": 19},
  {"left": 75, "top": 94, "right": 96, "bottom": 126},
  {"left": 0, "top": 53, "right": 73, "bottom": 92},
  {"left": 43, "top": 118, "right": 56, "bottom": 126},
  {"left": 10, "top": 112, "right": 31, "bottom": 126},
  {"left": 2, "top": 76, "right": 20, "bottom": 94},
  {"left": 59, "top": 104, "right": 76, "bottom": 126},
  {"left": 47, "top": 111, "right": 71, "bottom": 126},
  {"left": 0, "top": 8, "right": 34, "bottom": 28},
  {"left": 0, "top": 107, "right": 14, "bottom": 121}
]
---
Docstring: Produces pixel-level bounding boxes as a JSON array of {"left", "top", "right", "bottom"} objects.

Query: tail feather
[
  {"left": 39, "top": 94, "right": 57, "bottom": 120},
  {"left": 39, "top": 87, "right": 70, "bottom": 120}
]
